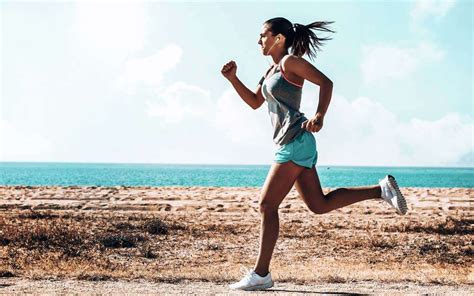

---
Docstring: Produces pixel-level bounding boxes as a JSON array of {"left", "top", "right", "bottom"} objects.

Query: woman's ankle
[{"left": 253, "top": 268, "right": 269, "bottom": 277}]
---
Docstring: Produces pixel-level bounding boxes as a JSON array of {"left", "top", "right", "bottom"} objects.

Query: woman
[{"left": 220, "top": 17, "right": 408, "bottom": 291}]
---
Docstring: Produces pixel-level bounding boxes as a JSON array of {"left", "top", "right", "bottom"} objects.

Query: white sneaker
[
  {"left": 378, "top": 174, "right": 408, "bottom": 215},
  {"left": 229, "top": 268, "right": 274, "bottom": 291}
]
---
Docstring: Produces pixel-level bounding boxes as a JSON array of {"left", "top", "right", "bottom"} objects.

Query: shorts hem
[
  {"left": 274, "top": 159, "right": 315, "bottom": 169},
  {"left": 291, "top": 160, "right": 315, "bottom": 169}
]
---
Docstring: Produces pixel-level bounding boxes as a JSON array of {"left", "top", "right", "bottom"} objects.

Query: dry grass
[
  {"left": 0, "top": 185, "right": 472, "bottom": 287},
  {"left": 0, "top": 209, "right": 472, "bottom": 285}
]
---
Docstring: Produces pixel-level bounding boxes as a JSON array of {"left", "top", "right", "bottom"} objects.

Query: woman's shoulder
[{"left": 280, "top": 54, "right": 306, "bottom": 72}]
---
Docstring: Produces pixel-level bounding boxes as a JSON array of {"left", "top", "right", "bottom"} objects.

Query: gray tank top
[{"left": 259, "top": 55, "right": 308, "bottom": 146}]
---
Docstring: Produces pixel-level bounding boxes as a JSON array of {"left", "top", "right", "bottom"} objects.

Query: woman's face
[{"left": 258, "top": 24, "right": 277, "bottom": 56}]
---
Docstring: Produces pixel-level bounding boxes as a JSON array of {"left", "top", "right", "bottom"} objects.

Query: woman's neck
[{"left": 270, "top": 52, "right": 289, "bottom": 65}]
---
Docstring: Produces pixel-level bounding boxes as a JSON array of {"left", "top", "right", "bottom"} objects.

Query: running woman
[{"left": 220, "top": 17, "right": 408, "bottom": 291}]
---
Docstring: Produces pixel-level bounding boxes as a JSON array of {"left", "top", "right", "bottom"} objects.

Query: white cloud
[
  {"left": 316, "top": 93, "right": 473, "bottom": 167},
  {"left": 212, "top": 88, "right": 272, "bottom": 143},
  {"left": 397, "top": 112, "right": 473, "bottom": 165},
  {"left": 128, "top": 43, "right": 270, "bottom": 140},
  {"left": 145, "top": 81, "right": 212, "bottom": 125},
  {"left": 0, "top": 119, "right": 54, "bottom": 161},
  {"left": 409, "top": 0, "right": 456, "bottom": 37},
  {"left": 360, "top": 41, "right": 444, "bottom": 84},
  {"left": 115, "top": 44, "right": 183, "bottom": 95},
  {"left": 410, "top": 0, "right": 456, "bottom": 22},
  {"left": 145, "top": 81, "right": 271, "bottom": 141}
]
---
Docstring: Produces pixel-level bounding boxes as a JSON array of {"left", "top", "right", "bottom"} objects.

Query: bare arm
[
  {"left": 315, "top": 81, "right": 333, "bottom": 117},
  {"left": 221, "top": 60, "right": 261, "bottom": 110},
  {"left": 228, "top": 76, "right": 260, "bottom": 110},
  {"left": 282, "top": 55, "right": 333, "bottom": 133},
  {"left": 284, "top": 56, "right": 333, "bottom": 117},
  {"left": 254, "top": 83, "right": 266, "bottom": 109}
]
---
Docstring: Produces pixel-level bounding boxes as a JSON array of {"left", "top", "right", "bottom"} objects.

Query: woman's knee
[
  {"left": 259, "top": 200, "right": 279, "bottom": 215},
  {"left": 309, "top": 206, "right": 328, "bottom": 215},
  {"left": 307, "top": 198, "right": 329, "bottom": 215}
]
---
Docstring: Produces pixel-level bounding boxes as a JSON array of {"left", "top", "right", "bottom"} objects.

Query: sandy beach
[{"left": 0, "top": 185, "right": 472, "bottom": 294}]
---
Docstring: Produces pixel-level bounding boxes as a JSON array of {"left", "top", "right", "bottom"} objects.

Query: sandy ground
[{"left": 0, "top": 185, "right": 472, "bottom": 294}]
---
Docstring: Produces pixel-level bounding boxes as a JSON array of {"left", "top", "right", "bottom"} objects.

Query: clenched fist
[
  {"left": 301, "top": 112, "right": 325, "bottom": 133},
  {"left": 221, "top": 60, "right": 237, "bottom": 81}
]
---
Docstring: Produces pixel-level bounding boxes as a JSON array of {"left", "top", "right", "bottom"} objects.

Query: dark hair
[{"left": 263, "top": 17, "right": 336, "bottom": 61}]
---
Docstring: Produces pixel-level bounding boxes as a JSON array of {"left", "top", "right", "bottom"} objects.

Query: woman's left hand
[{"left": 301, "top": 113, "right": 324, "bottom": 133}]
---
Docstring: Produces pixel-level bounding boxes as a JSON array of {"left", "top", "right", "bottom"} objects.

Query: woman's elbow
[{"left": 325, "top": 79, "right": 333, "bottom": 87}]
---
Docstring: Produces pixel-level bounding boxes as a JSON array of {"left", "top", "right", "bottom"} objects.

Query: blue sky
[{"left": 1, "top": 0, "right": 472, "bottom": 167}]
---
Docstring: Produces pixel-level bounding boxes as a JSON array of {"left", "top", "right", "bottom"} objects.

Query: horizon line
[{"left": 1, "top": 161, "right": 473, "bottom": 169}]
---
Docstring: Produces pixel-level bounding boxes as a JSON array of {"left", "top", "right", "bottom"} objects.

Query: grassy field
[{"left": 0, "top": 185, "right": 472, "bottom": 293}]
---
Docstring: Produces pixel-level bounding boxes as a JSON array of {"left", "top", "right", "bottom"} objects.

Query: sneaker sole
[
  {"left": 240, "top": 281, "right": 274, "bottom": 291},
  {"left": 387, "top": 175, "right": 408, "bottom": 215}
]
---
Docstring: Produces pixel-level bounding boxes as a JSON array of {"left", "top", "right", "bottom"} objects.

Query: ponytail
[
  {"left": 291, "top": 21, "right": 336, "bottom": 60},
  {"left": 264, "top": 18, "right": 336, "bottom": 61}
]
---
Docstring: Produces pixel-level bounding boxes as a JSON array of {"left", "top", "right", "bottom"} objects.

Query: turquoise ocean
[{"left": 1, "top": 162, "right": 472, "bottom": 188}]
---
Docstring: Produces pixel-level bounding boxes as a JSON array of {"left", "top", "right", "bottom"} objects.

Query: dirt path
[{"left": 1, "top": 278, "right": 472, "bottom": 295}]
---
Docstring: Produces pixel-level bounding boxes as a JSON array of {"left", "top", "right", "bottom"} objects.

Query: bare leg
[
  {"left": 294, "top": 165, "right": 382, "bottom": 214},
  {"left": 254, "top": 210, "right": 278, "bottom": 277},
  {"left": 253, "top": 161, "right": 305, "bottom": 277}
]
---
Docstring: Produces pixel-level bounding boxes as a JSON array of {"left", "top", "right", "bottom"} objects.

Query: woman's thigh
[
  {"left": 259, "top": 161, "right": 306, "bottom": 211},
  {"left": 294, "top": 165, "right": 326, "bottom": 212}
]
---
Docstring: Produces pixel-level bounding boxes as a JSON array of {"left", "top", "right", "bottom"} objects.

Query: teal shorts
[{"left": 274, "top": 131, "right": 318, "bottom": 169}]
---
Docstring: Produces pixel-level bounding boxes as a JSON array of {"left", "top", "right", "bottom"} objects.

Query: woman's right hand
[{"left": 221, "top": 60, "right": 237, "bottom": 81}]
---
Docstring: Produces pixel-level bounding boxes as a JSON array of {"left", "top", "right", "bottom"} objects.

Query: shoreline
[{"left": 2, "top": 185, "right": 473, "bottom": 189}]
